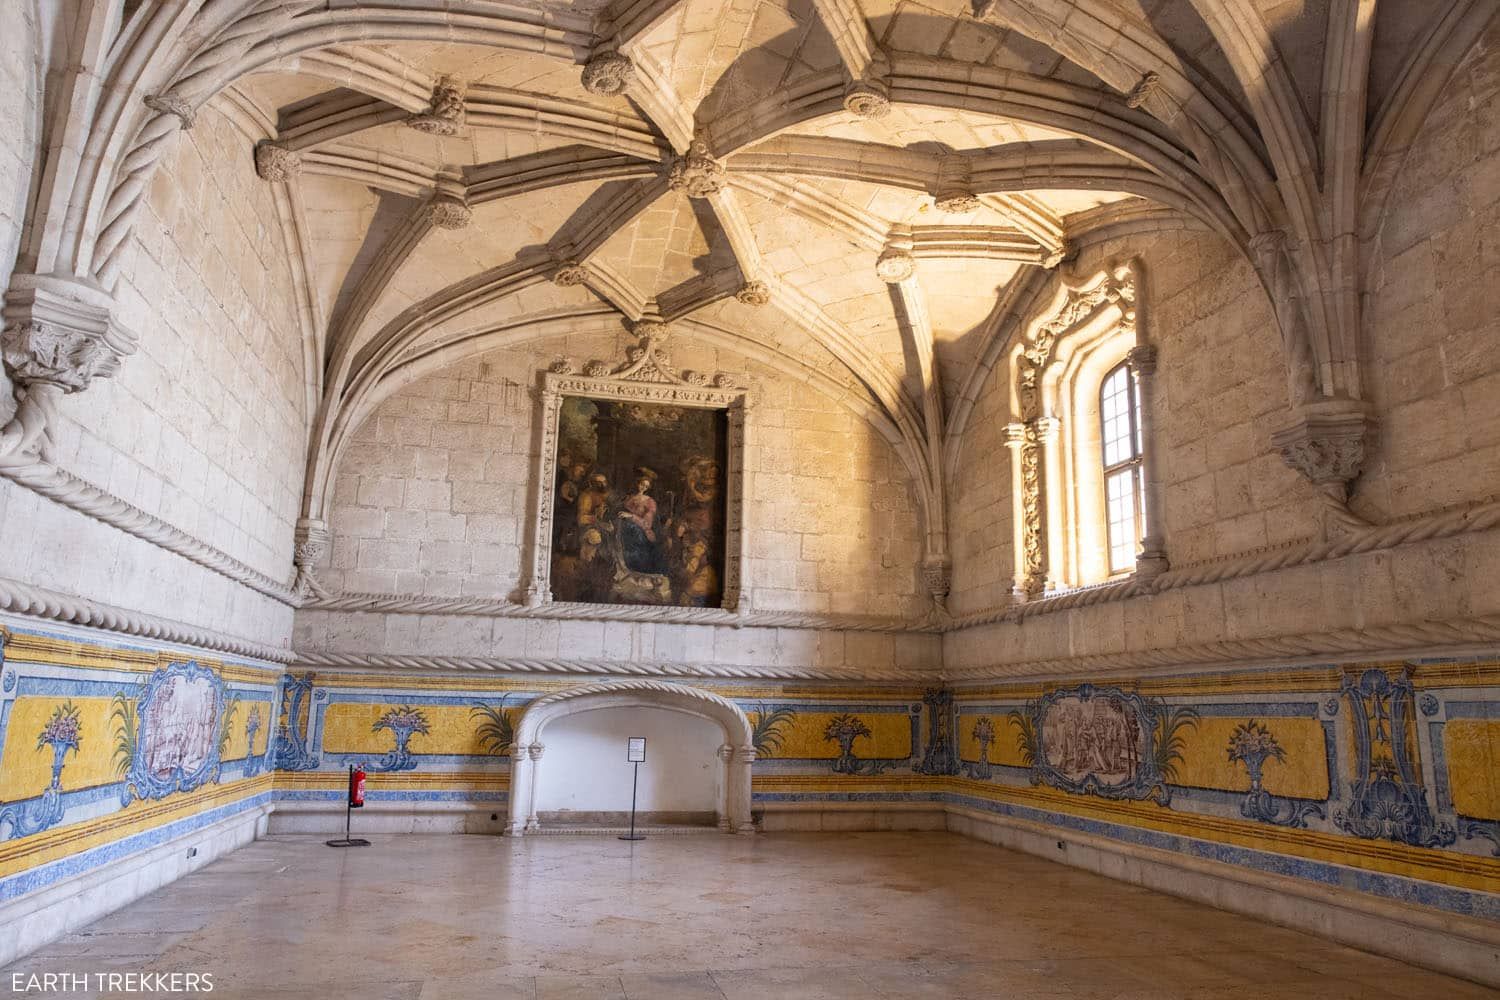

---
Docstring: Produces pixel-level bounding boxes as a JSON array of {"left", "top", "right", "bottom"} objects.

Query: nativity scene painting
[{"left": 550, "top": 395, "right": 728, "bottom": 607}]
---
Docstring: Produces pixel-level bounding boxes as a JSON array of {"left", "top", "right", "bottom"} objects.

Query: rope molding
[
  {"left": 291, "top": 651, "right": 939, "bottom": 683},
  {"left": 943, "top": 612, "right": 1500, "bottom": 683},
  {"left": 301, "top": 592, "right": 937, "bottom": 634},
  {"left": 0, "top": 462, "right": 299, "bottom": 606},
  {"left": 0, "top": 576, "right": 295, "bottom": 664},
  {"left": 945, "top": 497, "right": 1500, "bottom": 630}
]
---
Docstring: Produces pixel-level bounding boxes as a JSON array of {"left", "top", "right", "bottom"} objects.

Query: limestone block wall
[
  {"left": 0, "top": 1, "right": 40, "bottom": 318},
  {"left": 314, "top": 331, "right": 925, "bottom": 619},
  {"left": 1361, "top": 15, "right": 1500, "bottom": 521},
  {"left": 947, "top": 227, "right": 1317, "bottom": 617},
  {"left": 0, "top": 103, "right": 308, "bottom": 644}
]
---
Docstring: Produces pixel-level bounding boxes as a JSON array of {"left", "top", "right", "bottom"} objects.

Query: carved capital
[
  {"left": 144, "top": 92, "right": 195, "bottom": 131},
  {"left": 1, "top": 275, "right": 136, "bottom": 393},
  {"left": 921, "top": 556, "right": 952, "bottom": 611},
  {"left": 667, "top": 139, "right": 726, "bottom": 198},
  {"left": 553, "top": 261, "right": 588, "bottom": 287},
  {"left": 406, "top": 78, "right": 466, "bottom": 135},
  {"left": 1271, "top": 398, "right": 1377, "bottom": 498},
  {"left": 1126, "top": 344, "right": 1157, "bottom": 377},
  {"left": 254, "top": 142, "right": 300, "bottom": 182},
  {"left": 527, "top": 743, "right": 545, "bottom": 761},
  {"left": 1031, "top": 415, "right": 1060, "bottom": 443},
  {"left": 293, "top": 518, "right": 331, "bottom": 568},
  {"left": 875, "top": 249, "right": 915, "bottom": 283},
  {"left": 581, "top": 52, "right": 635, "bottom": 96},
  {"left": 1002, "top": 422, "right": 1027, "bottom": 449},
  {"left": 735, "top": 280, "right": 770, "bottom": 306},
  {"left": 843, "top": 80, "right": 890, "bottom": 119}
]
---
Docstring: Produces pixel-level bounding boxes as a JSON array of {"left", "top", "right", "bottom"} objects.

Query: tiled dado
[{"left": 2, "top": 615, "right": 1499, "bottom": 927}]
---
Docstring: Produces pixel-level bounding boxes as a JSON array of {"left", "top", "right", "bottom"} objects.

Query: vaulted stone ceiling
[{"left": 9, "top": 0, "right": 1489, "bottom": 559}]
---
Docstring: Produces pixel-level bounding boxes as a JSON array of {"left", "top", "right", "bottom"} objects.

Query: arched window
[
  {"left": 1004, "top": 261, "right": 1166, "bottom": 598},
  {"left": 1099, "top": 361, "right": 1145, "bottom": 575}
]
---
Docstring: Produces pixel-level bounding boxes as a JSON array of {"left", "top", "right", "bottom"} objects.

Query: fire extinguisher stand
[
  {"left": 619, "top": 736, "right": 646, "bottom": 842},
  {"left": 326, "top": 764, "right": 371, "bottom": 848}
]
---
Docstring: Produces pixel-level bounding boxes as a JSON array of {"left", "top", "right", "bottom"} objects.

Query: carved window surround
[
  {"left": 521, "top": 328, "right": 751, "bottom": 612},
  {"left": 1004, "top": 259, "right": 1166, "bottom": 599}
]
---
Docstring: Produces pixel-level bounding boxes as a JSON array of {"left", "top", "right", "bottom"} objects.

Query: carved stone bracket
[
  {"left": 922, "top": 556, "right": 953, "bottom": 614},
  {"left": 1272, "top": 396, "right": 1377, "bottom": 535},
  {"left": 932, "top": 155, "right": 980, "bottom": 214},
  {"left": 667, "top": 139, "right": 726, "bottom": 198},
  {"left": 0, "top": 275, "right": 137, "bottom": 465},
  {"left": 405, "top": 78, "right": 467, "bottom": 136},
  {"left": 582, "top": 52, "right": 635, "bottom": 96},
  {"left": 292, "top": 517, "right": 331, "bottom": 598},
  {"left": 426, "top": 171, "right": 472, "bottom": 230},
  {"left": 253, "top": 142, "right": 300, "bottom": 182}
]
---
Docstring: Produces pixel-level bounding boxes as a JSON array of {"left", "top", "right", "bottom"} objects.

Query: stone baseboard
[
  {"left": 756, "top": 801, "right": 949, "bottom": 832},
  {"left": 266, "top": 800, "right": 509, "bottom": 835},
  {"left": 0, "top": 804, "right": 271, "bottom": 969},
  {"left": 944, "top": 805, "right": 1500, "bottom": 989}
]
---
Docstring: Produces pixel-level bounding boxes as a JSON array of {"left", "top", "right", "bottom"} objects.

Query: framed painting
[{"left": 523, "top": 332, "right": 748, "bottom": 611}]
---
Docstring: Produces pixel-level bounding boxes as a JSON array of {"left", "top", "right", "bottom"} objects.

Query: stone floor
[{"left": 4, "top": 832, "right": 1496, "bottom": 999}]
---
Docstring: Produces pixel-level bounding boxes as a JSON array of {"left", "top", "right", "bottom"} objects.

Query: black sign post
[{"left": 619, "top": 737, "right": 647, "bottom": 842}]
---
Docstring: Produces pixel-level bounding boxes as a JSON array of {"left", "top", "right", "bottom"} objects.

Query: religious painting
[{"left": 548, "top": 395, "right": 729, "bottom": 607}]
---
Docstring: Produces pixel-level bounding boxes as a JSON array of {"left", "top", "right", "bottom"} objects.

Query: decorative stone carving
[
  {"left": 875, "top": 249, "right": 915, "bottom": 283},
  {"left": 293, "top": 518, "right": 330, "bottom": 568},
  {"left": 0, "top": 275, "right": 136, "bottom": 464},
  {"left": 143, "top": 92, "right": 195, "bottom": 131},
  {"left": 427, "top": 195, "right": 471, "bottom": 230},
  {"left": 843, "top": 81, "right": 890, "bottom": 119},
  {"left": 933, "top": 192, "right": 981, "bottom": 214},
  {"left": 631, "top": 315, "right": 671, "bottom": 344},
  {"left": 548, "top": 358, "right": 577, "bottom": 374},
  {"left": 405, "top": 78, "right": 466, "bottom": 135},
  {"left": 581, "top": 52, "right": 635, "bottom": 96},
  {"left": 922, "top": 557, "right": 953, "bottom": 613},
  {"left": 253, "top": 142, "right": 300, "bottom": 182},
  {"left": 552, "top": 261, "right": 588, "bottom": 287},
  {"left": 1125, "top": 71, "right": 1160, "bottom": 109},
  {"left": 1042, "top": 246, "right": 1068, "bottom": 270},
  {"left": 667, "top": 139, "right": 726, "bottom": 198},
  {"left": 735, "top": 280, "right": 770, "bottom": 306},
  {"left": 1272, "top": 398, "right": 1376, "bottom": 497}
]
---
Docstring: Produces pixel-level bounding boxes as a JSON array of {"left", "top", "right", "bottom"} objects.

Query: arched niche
[{"left": 506, "top": 680, "right": 756, "bottom": 836}]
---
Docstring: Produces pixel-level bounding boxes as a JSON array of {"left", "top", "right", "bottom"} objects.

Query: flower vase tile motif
[
  {"left": 0, "top": 701, "right": 82, "bottom": 840},
  {"left": 273, "top": 672, "right": 320, "bottom": 772},
  {"left": 1226, "top": 720, "right": 1325, "bottom": 828},
  {"left": 1009, "top": 684, "right": 1198, "bottom": 805},
  {"left": 369, "top": 705, "right": 430, "bottom": 772}
]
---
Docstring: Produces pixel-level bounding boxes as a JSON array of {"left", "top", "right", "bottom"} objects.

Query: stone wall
[
  {"left": 0, "top": 103, "right": 307, "bottom": 644},
  {"left": 1361, "top": 14, "right": 1500, "bottom": 521},
  {"left": 315, "top": 330, "right": 926, "bottom": 619},
  {"left": 947, "top": 227, "right": 1317, "bottom": 617}
]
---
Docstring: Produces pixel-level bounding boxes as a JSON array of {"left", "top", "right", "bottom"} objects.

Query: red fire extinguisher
[{"left": 348, "top": 765, "right": 366, "bottom": 808}]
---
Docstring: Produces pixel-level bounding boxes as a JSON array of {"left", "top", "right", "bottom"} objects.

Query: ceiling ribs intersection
[{"left": 231, "top": 0, "right": 1250, "bottom": 608}]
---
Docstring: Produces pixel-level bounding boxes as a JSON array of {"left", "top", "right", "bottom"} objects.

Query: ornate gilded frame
[{"left": 521, "top": 327, "right": 750, "bottom": 612}]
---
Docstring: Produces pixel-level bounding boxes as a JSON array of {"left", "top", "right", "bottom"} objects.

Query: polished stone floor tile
[{"left": 2, "top": 833, "right": 1492, "bottom": 999}]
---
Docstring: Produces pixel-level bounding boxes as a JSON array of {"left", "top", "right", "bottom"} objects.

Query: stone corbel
[
  {"left": 0, "top": 275, "right": 137, "bottom": 466},
  {"left": 1271, "top": 396, "right": 1377, "bottom": 537},
  {"left": 405, "top": 78, "right": 467, "bottom": 136},
  {"left": 426, "top": 171, "right": 472, "bottom": 230},
  {"left": 291, "top": 517, "right": 331, "bottom": 598},
  {"left": 921, "top": 555, "right": 953, "bottom": 615}
]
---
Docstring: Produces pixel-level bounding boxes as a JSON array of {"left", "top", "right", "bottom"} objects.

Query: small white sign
[{"left": 626, "top": 737, "right": 647, "bottom": 762}]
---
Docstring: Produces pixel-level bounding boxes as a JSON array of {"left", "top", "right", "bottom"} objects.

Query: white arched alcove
[{"left": 507, "top": 681, "right": 756, "bottom": 836}]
